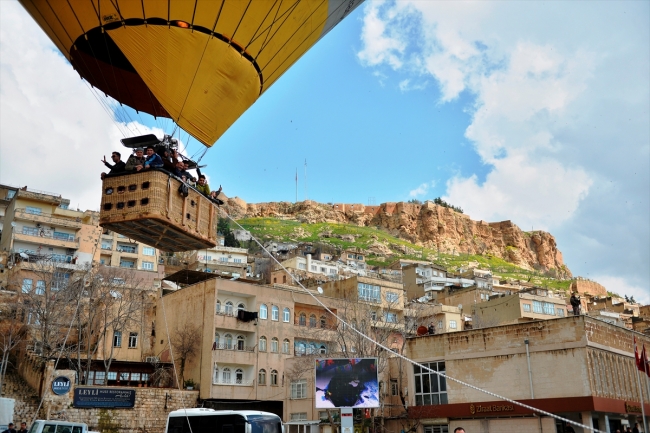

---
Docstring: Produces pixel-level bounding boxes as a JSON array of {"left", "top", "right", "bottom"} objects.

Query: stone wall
[{"left": 571, "top": 279, "right": 607, "bottom": 296}]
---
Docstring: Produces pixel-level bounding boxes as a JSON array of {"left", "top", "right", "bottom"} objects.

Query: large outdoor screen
[{"left": 315, "top": 358, "right": 379, "bottom": 408}]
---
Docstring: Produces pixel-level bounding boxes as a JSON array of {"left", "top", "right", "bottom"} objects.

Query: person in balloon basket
[
  {"left": 100, "top": 151, "right": 126, "bottom": 179},
  {"left": 125, "top": 147, "right": 146, "bottom": 172},
  {"left": 143, "top": 146, "right": 164, "bottom": 170}
]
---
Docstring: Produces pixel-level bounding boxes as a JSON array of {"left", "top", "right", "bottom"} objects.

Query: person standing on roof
[
  {"left": 570, "top": 293, "right": 581, "bottom": 316},
  {"left": 100, "top": 151, "right": 126, "bottom": 179},
  {"left": 125, "top": 147, "right": 146, "bottom": 172},
  {"left": 144, "top": 146, "right": 164, "bottom": 170}
]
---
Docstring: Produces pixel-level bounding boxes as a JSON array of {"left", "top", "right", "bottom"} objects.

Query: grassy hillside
[{"left": 237, "top": 217, "right": 572, "bottom": 291}]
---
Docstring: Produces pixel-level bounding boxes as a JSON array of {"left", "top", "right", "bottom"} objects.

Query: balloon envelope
[{"left": 20, "top": 0, "right": 363, "bottom": 146}]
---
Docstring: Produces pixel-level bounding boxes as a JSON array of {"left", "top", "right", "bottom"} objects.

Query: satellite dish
[
  {"left": 458, "top": 304, "right": 463, "bottom": 310},
  {"left": 10, "top": 222, "right": 16, "bottom": 227},
  {"left": 317, "top": 287, "right": 323, "bottom": 294},
  {"left": 19, "top": 252, "right": 29, "bottom": 259}
]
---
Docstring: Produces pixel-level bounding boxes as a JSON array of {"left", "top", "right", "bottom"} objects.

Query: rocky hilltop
[{"left": 225, "top": 198, "right": 571, "bottom": 277}]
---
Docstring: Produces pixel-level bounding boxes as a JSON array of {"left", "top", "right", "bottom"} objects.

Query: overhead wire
[{"left": 214, "top": 207, "right": 605, "bottom": 433}]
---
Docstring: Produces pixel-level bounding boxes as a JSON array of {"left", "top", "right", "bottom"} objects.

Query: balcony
[
  {"left": 14, "top": 208, "right": 82, "bottom": 229},
  {"left": 212, "top": 378, "right": 254, "bottom": 386},
  {"left": 214, "top": 311, "right": 257, "bottom": 332},
  {"left": 14, "top": 232, "right": 79, "bottom": 250},
  {"left": 211, "top": 345, "right": 257, "bottom": 364}
]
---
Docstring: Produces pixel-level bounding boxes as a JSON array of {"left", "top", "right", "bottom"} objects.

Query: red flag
[
  {"left": 634, "top": 337, "right": 644, "bottom": 372},
  {"left": 644, "top": 344, "right": 650, "bottom": 379},
  {"left": 640, "top": 345, "right": 648, "bottom": 374}
]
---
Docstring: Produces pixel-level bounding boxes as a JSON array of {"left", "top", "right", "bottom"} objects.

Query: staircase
[{"left": 1, "top": 367, "right": 41, "bottom": 425}]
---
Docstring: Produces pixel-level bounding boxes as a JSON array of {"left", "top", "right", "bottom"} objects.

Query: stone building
[
  {"left": 405, "top": 316, "right": 650, "bottom": 432},
  {"left": 471, "top": 288, "right": 569, "bottom": 326}
]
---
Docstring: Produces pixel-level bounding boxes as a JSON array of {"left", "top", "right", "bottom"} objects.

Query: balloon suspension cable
[{"left": 215, "top": 206, "right": 606, "bottom": 433}]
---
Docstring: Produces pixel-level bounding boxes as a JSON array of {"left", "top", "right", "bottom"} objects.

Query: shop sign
[
  {"left": 625, "top": 402, "right": 642, "bottom": 413},
  {"left": 51, "top": 376, "right": 71, "bottom": 395},
  {"left": 469, "top": 403, "right": 515, "bottom": 415},
  {"left": 73, "top": 388, "right": 136, "bottom": 408}
]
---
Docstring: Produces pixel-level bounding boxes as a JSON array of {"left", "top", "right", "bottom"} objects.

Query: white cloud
[
  {"left": 357, "top": 1, "right": 649, "bottom": 293},
  {"left": 357, "top": 1, "right": 407, "bottom": 70},
  {"left": 0, "top": 3, "right": 156, "bottom": 211},
  {"left": 409, "top": 181, "right": 435, "bottom": 198},
  {"left": 398, "top": 79, "right": 427, "bottom": 93}
]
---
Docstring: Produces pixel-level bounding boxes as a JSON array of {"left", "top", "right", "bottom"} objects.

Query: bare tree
[
  {"left": 0, "top": 299, "right": 29, "bottom": 395},
  {"left": 171, "top": 322, "right": 201, "bottom": 388}
]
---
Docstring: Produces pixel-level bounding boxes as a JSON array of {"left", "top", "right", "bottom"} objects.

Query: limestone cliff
[{"left": 224, "top": 198, "right": 571, "bottom": 277}]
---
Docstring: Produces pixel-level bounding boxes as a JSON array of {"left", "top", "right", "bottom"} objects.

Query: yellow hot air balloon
[{"left": 19, "top": 0, "right": 363, "bottom": 146}]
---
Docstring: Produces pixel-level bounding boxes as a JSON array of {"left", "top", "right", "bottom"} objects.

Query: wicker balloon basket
[{"left": 99, "top": 170, "right": 218, "bottom": 252}]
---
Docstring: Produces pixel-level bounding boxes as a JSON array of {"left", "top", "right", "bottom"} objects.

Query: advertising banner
[
  {"left": 73, "top": 388, "right": 136, "bottom": 408},
  {"left": 315, "top": 358, "right": 379, "bottom": 408}
]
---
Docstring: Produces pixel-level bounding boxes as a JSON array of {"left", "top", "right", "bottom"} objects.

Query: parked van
[{"left": 27, "top": 420, "right": 89, "bottom": 433}]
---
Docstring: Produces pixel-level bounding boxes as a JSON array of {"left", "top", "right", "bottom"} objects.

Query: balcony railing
[
  {"left": 212, "top": 378, "right": 254, "bottom": 386},
  {"left": 14, "top": 208, "right": 82, "bottom": 228},
  {"left": 211, "top": 343, "right": 255, "bottom": 352}
]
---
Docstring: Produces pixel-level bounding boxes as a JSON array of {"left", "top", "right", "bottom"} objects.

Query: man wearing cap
[
  {"left": 125, "top": 147, "right": 146, "bottom": 172},
  {"left": 143, "top": 146, "right": 164, "bottom": 170},
  {"left": 2, "top": 422, "right": 17, "bottom": 433}
]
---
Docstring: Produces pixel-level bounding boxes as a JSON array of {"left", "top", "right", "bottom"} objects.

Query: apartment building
[
  {"left": 405, "top": 316, "right": 649, "bottom": 432},
  {"left": 471, "top": 288, "right": 568, "bottom": 326},
  {"left": 340, "top": 249, "right": 366, "bottom": 270},
  {"left": 271, "top": 254, "right": 341, "bottom": 285},
  {"left": 99, "top": 228, "right": 161, "bottom": 273},
  {"left": 153, "top": 275, "right": 339, "bottom": 417}
]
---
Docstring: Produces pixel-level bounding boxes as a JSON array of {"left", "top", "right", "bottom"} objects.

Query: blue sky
[{"left": 1, "top": 1, "right": 648, "bottom": 302}]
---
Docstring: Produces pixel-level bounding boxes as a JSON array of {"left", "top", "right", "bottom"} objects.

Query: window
[
  {"left": 213, "top": 365, "right": 219, "bottom": 383},
  {"left": 320, "top": 316, "right": 327, "bottom": 328},
  {"left": 283, "top": 308, "right": 290, "bottom": 322},
  {"left": 142, "top": 246, "right": 155, "bottom": 256},
  {"left": 543, "top": 302, "right": 556, "bottom": 315},
  {"left": 117, "top": 244, "right": 137, "bottom": 254},
  {"left": 449, "top": 320, "right": 457, "bottom": 329},
  {"left": 533, "top": 301, "right": 543, "bottom": 313},
  {"left": 319, "top": 345, "right": 327, "bottom": 355},
  {"left": 237, "top": 303, "right": 245, "bottom": 314},
  {"left": 385, "top": 291, "right": 399, "bottom": 302},
  {"left": 291, "top": 379, "right": 307, "bottom": 398},
  {"left": 128, "top": 332, "right": 138, "bottom": 348},
  {"left": 330, "top": 268, "right": 337, "bottom": 274},
  {"left": 358, "top": 283, "right": 381, "bottom": 303},
  {"left": 222, "top": 368, "right": 231, "bottom": 384},
  {"left": 424, "top": 426, "right": 449, "bottom": 433},
  {"left": 225, "top": 301, "right": 233, "bottom": 315},
  {"left": 282, "top": 339, "right": 290, "bottom": 354},
  {"left": 438, "top": 321, "right": 443, "bottom": 329},
  {"left": 557, "top": 308, "right": 565, "bottom": 317},
  {"left": 113, "top": 331, "right": 122, "bottom": 347},
  {"left": 260, "top": 304, "right": 268, "bottom": 319},
  {"left": 384, "top": 312, "right": 398, "bottom": 323},
  {"left": 371, "top": 311, "right": 378, "bottom": 321},
  {"left": 216, "top": 300, "right": 221, "bottom": 313},
  {"left": 270, "top": 370, "right": 278, "bottom": 386},
  {"left": 413, "top": 361, "right": 448, "bottom": 406},
  {"left": 259, "top": 369, "right": 266, "bottom": 385},
  {"left": 235, "top": 369, "right": 243, "bottom": 384},
  {"left": 271, "top": 337, "right": 279, "bottom": 353},
  {"left": 237, "top": 335, "right": 245, "bottom": 350},
  {"left": 296, "top": 342, "right": 306, "bottom": 355},
  {"left": 25, "top": 206, "right": 42, "bottom": 215},
  {"left": 299, "top": 313, "right": 306, "bottom": 326},
  {"left": 233, "top": 258, "right": 242, "bottom": 263},
  {"left": 225, "top": 334, "right": 233, "bottom": 349},
  {"left": 320, "top": 267, "right": 326, "bottom": 273},
  {"left": 348, "top": 254, "right": 354, "bottom": 259},
  {"left": 120, "top": 259, "right": 135, "bottom": 268},
  {"left": 271, "top": 306, "right": 279, "bottom": 321},
  {"left": 142, "top": 261, "right": 154, "bottom": 270},
  {"left": 101, "top": 241, "right": 112, "bottom": 250},
  {"left": 298, "top": 263, "right": 306, "bottom": 270},
  {"left": 309, "top": 314, "right": 317, "bottom": 328},
  {"left": 6, "top": 190, "right": 15, "bottom": 199},
  {"left": 214, "top": 332, "right": 220, "bottom": 346},
  {"left": 52, "top": 272, "right": 69, "bottom": 290},
  {"left": 53, "top": 231, "right": 74, "bottom": 241},
  {"left": 22, "top": 279, "right": 33, "bottom": 293},
  {"left": 523, "top": 303, "right": 531, "bottom": 312},
  {"left": 391, "top": 379, "right": 399, "bottom": 396},
  {"left": 35, "top": 280, "right": 45, "bottom": 295},
  {"left": 259, "top": 336, "right": 267, "bottom": 352},
  {"left": 290, "top": 413, "right": 307, "bottom": 421}
]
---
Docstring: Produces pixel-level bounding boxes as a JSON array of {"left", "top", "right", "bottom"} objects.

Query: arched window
[
  {"left": 297, "top": 342, "right": 306, "bottom": 355},
  {"left": 309, "top": 343, "right": 317, "bottom": 354},
  {"left": 309, "top": 314, "right": 317, "bottom": 328},
  {"left": 259, "top": 336, "right": 267, "bottom": 352},
  {"left": 271, "top": 337, "right": 279, "bottom": 353},
  {"left": 259, "top": 369, "right": 266, "bottom": 385},
  {"left": 282, "top": 339, "right": 290, "bottom": 354},
  {"left": 225, "top": 334, "right": 233, "bottom": 349},
  {"left": 320, "top": 316, "right": 327, "bottom": 328},
  {"left": 282, "top": 275, "right": 287, "bottom": 283},
  {"left": 320, "top": 345, "right": 327, "bottom": 354},
  {"left": 271, "top": 306, "right": 279, "bottom": 321},
  {"left": 237, "top": 335, "right": 245, "bottom": 350},
  {"left": 222, "top": 368, "right": 231, "bottom": 384},
  {"left": 216, "top": 300, "right": 221, "bottom": 314},
  {"left": 260, "top": 304, "right": 268, "bottom": 319},
  {"left": 283, "top": 308, "right": 290, "bottom": 322},
  {"left": 235, "top": 369, "right": 243, "bottom": 384},
  {"left": 270, "top": 370, "right": 278, "bottom": 386},
  {"left": 299, "top": 313, "right": 306, "bottom": 326},
  {"left": 213, "top": 364, "right": 219, "bottom": 383},
  {"left": 214, "top": 332, "right": 220, "bottom": 347},
  {"left": 237, "top": 302, "right": 246, "bottom": 313},
  {"left": 225, "top": 301, "right": 233, "bottom": 315}
]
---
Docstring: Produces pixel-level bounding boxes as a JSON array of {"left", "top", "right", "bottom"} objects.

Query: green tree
[{"left": 217, "top": 218, "right": 240, "bottom": 247}]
